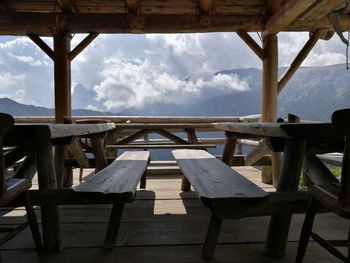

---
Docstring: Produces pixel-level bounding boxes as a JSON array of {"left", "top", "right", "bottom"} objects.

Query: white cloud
[
  {"left": 0, "top": 32, "right": 347, "bottom": 111},
  {"left": 92, "top": 57, "right": 250, "bottom": 111}
]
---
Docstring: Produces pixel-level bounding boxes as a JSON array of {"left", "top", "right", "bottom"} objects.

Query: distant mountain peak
[{"left": 0, "top": 97, "right": 115, "bottom": 117}]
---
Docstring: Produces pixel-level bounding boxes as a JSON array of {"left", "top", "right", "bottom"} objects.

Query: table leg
[
  {"left": 35, "top": 126, "right": 61, "bottom": 252},
  {"left": 222, "top": 132, "right": 237, "bottom": 166},
  {"left": 181, "top": 129, "right": 199, "bottom": 191},
  {"left": 265, "top": 139, "right": 306, "bottom": 257},
  {"left": 90, "top": 135, "right": 108, "bottom": 172}
]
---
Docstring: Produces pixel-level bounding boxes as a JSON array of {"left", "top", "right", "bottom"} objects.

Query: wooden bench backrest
[
  {"left": 0, "top": 113, "right": 14, "bottom": 195},
  {"left": 331, "top": 108, "right": 350, "bottom": 210},
  {"left": 74, "top": 151, "right": 150, "bottom": 200},
  {"left": 172, "top": 149, "right": 268, "bottom": 206}
]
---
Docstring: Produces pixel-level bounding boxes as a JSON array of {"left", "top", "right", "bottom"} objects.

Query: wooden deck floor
[{"left": 1, "top": 166, "right": 348, "bottom": 262}]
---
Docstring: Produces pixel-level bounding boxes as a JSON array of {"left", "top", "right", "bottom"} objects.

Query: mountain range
[
  {"left": 1, "top": 63, "right": 349, "bottom": 121},
  {"left": 0, "top": 97, "right": 113, "bottom": 116}
]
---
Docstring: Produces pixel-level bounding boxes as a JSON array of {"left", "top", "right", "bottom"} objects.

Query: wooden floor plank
[
  {"left": 1, "top": 166, "right": 347, "bottom": 262},
  {"left": 1, "top": 243, "right": 342, "bottom": 263}
]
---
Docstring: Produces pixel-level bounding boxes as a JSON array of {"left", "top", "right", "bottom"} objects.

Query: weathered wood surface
[
  {"left": 3, "top": 123, "right": 117, "bottom": 251},
  {"left": 264, "top": 0, "right": 319, "bottom": 35},
  {"left": 116, "top": 123, "right": 215, "bottom": 131},
  {"left": 265, "top": 139, "right": 306, "bottom": 257},
  {"left": 15, "top": 116, "right": 241, "bottom": 124},
  {"left": 244, "top": 139, "right": 269, "bottom": 166},
  {"left": 0, "top": 1, "right": 349, "bottom": 35},
  {"left": 5, "top": 123, "right": 116, "bottom": 143},
  {"left": 65, "top": 154, "right": 271, "bottom": 170},
  {"left": 74, "top": 151, "right": 150, "bottom": 198},
  {"left": 303, "top": 153, "right": 339, "bottom": 185},
  {"left": 172, "top": 149, "right": 269, "bottom": 205},
  {"left": 213, "top": 122, "right": 344, "bottom": 141},
  {"left": 67, "top": 137, "right": 89, "bottom": 168},
  {"left": 89, "top": 136, "right": 108, "bottom": 172},
  {"left": 318, "top": 153, "right": 343, "bottom": 167},
  {"left": 107, "top": 144, "right": 216, "bottom": 149},
  {"left": 221, "top": 131, "right": 237, "bottom": 166},
  {"left": 33, "top": 125, "right": 61, "bottom": 251}
]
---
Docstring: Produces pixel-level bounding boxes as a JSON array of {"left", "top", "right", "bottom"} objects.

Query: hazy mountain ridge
[
  {"left": 120, "top": 64, "right": 350, "bottom": 120},
  {"left": 0, "top": 98, "right": 114, "bottom": 116},
  {"left": 1, "top": 64, "right": 349, "bottom": 121}
]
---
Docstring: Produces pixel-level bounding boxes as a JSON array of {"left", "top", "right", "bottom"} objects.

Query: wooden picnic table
[
  {"left": 212, "top": 121, "right": 344, "bottom": 257},
  {"left": 3, "top": 122, "right": 116, "bottom": 251}
]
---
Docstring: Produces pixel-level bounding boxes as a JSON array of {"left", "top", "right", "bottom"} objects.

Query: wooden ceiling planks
[
  {"left": 0, "top": 0, "right": 348, "bottom": 35},
  {"left": 299, "top": 0, "right": 345, "bottom": 21}
]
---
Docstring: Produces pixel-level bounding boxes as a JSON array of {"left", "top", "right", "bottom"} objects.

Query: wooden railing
[{"left": 15, "top": 115, "right": 273, "bottom": 180}]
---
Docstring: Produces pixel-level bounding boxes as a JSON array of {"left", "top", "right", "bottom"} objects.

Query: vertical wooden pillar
[
  {"left": 261, "top": 34, "right": 278, "bottom": 184},
  {"left": 53, "top": 33, "right": 72, "bottom": 188},
  {"left": 54, "top": 32, "right": 71, "bottom": 123}
]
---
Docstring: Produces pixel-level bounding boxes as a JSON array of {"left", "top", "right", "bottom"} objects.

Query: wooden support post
[
  {"left": 202, "top": 215, "right": 223, "bottom": 259},
  {"left": 69, "top": 32, "right": 99, "bottom": 61},
  {"left": 265, "top": 139, "right": 306, "bottom": 257},
  {"left": 278, "top": 29, "right": 323, "bottom": 94},
  {"left": 54, "top": 32, "right": 71, "bottom": 124},
  {"left": 104, "top": 203, "right": 125, "bottom": 249},
  {"left": 237, "top": 31, "right": 264, "bottom": 60},
  {"left": 90, "top": 136, "right": 108, "bottom": 172},
  {"left": 54, "top": 32, "right": 71, "bottom": 189},
  {"left": 261, "top": 34, "right": 278, "bottom": 184},
  {"left": 222, "top": 131, "right": 237, "bottom": 166},
  {"left": 181, "top": 128, "right": 199, "bottom": 191},
  {"left": 35, "top": 126, "right": 61, "bottom": 251}
]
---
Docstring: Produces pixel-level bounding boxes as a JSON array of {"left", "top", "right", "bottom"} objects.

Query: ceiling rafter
[
  {"left": 299, "top": 0, "right": 345, "bottom": 20},
  {"left": 125, "top": 0, "right": 139, "bottom": 13},
  {"left": 199, "top": 0, "right": 213, "bottom": 14},
  {"left": 57, "top": 0, "right": 76, "bottom": 14},
  {"left": 264, "top": 0, "right": 319, "bottom": 35}
]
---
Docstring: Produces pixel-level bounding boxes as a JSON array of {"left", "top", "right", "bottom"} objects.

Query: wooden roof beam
[
  {"left": 236, "top": 31, "right": 264, "bottom": 60},
  {"left": 264, "top": 0, "right": 319, "bottom": 35},
  {"left": 199, "top": 0, "right": 213, "bottom": 14},
  {"left": 278, "top": 29, "right": 324, "bottom": 94},
  {"left": 57, "top": 0, "right": 77, "bottom": 14},
  {"left": 69, "top": 32, "right": 99, "bottom": 61},
  {"left": 27, "top": 34, "right": 54, "bottom": 60},
  {"left": 0, "top": 13, "right": 265, "bottom": 36},
  {"left": 125, "top": 0, "right": 139, "bottom": 13},
  {"left": 0, "top": 2, "right": 7, "bottom": 11},
  {"left": 299, "top": 0, "right": 345, "bottom": 20}
]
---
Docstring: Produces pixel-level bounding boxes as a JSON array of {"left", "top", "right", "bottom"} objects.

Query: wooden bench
[
  {"left": 107, "top": 143, "right": 216, "bottom": 150},
  {"left": 74, "top": 151, "right": 150, "bottom": 248},
  {"left": 172, "top": 149, "right": 269, "bottom": 259}
]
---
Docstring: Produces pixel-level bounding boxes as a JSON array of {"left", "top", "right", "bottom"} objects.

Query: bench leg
[
  {"left": 24, "top": 191, "right": 43, "bottom": 255},
  {"left": 140, "top": 172, "right": 146, "bottom": 189},
  {"left": 296, "top": 199, "right": 317, "bottom": 263},
  {"left": 104, "top": 203, "right": 125, "bottom": 249},
  {"left": 181, "top": 177, "right": 191, "bottom": 191},
  {"left": 202, "top": 214, "right": 222, "bottom": 259}
]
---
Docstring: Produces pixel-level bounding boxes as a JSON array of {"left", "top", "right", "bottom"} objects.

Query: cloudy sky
[{"left": 0, "top": 32, "right": 348, "bottom": 111}]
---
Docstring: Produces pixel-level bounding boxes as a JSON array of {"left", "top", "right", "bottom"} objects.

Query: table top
[
  {"left": 212, "top": 122, "right": 344, "bottom": 141},
  {"left": 4, "top": 123, "right": 116, "bottom": 145},
  {"left": 115, "top": 123, "right": 213, "bottom": 130}
]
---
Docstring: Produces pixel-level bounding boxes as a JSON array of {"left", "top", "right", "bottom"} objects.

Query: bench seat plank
[
  {"left": 172, "top": 149, "right": 270, "bottom": 259},
  {"left": 74, "top": 151, "right": 150, "bottom": 199},
  {"left": 172, "top": 149, "right": 269, "bottom": 207},
  {"left": 107, "top": 144, "right": 216, "bottom": 149}
]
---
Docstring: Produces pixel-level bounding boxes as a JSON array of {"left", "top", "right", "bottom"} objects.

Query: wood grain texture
[
  {"left": 15, "top": 116, "right": 240, "bottom": 124},
  {"left": 213, "top": 122, "right": 344, "bottom": 141},
  {"left": 107, "top": 144, "right": 216, "bottom": 149},
  {"left": 74, "top": 151, "right": 150, "bottom": 197},
  {"left": 0, "top": 0, "right": 348, "bottom": 35},
  {"left": 172, "top": 149, "right": 268, "bottom": 203},
  {"left": 264, "top": 0, "right": 318, "bottom": 34}
]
